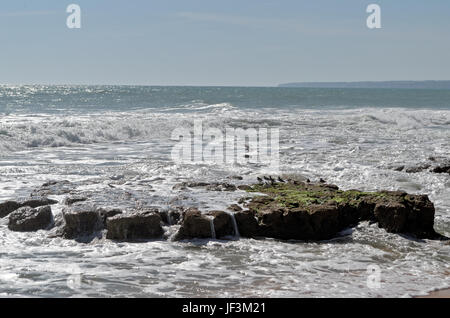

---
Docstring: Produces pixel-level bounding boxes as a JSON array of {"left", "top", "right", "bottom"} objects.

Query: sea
[{"left": 0, "top": 85, "right": 449, "bottom": 297}]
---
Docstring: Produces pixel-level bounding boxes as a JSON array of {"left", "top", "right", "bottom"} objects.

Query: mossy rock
[{"left": 232, "top": 182, "right": 444, "bottom": 241}]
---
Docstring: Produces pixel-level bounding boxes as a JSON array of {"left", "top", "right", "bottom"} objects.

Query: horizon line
[{"left": 1, "top": 80, "right": 450, "bottom": 88}]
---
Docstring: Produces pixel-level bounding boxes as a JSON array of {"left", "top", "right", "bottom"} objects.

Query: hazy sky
[{"left": 1, "top": 0, "right": 449, "bottom": 86}]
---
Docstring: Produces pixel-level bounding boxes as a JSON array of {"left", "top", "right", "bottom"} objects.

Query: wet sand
[{"left": 415, "top": 288, "right": 450, "bottom": 298}]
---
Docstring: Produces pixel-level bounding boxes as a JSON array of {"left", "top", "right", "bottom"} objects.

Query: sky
[{"left": 0, "top": 0, "right": 449, "bottom": 86}]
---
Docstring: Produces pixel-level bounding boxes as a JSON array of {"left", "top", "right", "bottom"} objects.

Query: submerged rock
[
  {"left": 63, "top": 196, "right": 88, "bottom": 206},
  {"left": 31, "top": 180, "right": 75, "bottom": 196},
  {"left": 106, "top": 210, "right": 163, "bottom": 241},
  {"left": 8, "top": 206, "right": 53, "bottom": 232},
  {"left": 395, "top": 157, "right": 450, "bottom": 175},
  {"left": 432, "top": 164, "right": 450, "bottom": 174},
  {"left": 0, "top": 197, "right": 58, "bottom": 218}
]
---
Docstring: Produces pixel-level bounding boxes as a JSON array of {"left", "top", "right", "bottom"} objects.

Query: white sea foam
[{"left": 0, "top": 101, "right": 449, "bottom": 297}]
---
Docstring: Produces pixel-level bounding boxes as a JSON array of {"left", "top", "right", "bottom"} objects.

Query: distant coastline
[{"left": 278, "top": 81, "right": 450, "bottom": 89}]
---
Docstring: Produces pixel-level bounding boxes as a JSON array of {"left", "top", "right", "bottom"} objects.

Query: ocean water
[{"left": 0, "top": 85, "right": 449, "bottom": 297}]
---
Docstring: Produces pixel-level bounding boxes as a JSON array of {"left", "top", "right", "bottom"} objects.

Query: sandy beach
[{"left": 416, "top": 288, "right": 450, "bottom": 298}]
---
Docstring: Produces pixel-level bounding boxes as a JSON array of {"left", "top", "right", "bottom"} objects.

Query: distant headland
[{"left": 278, "top": 81, "right": 450, "bottom": 89}]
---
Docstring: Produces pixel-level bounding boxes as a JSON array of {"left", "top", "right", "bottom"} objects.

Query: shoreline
[{"left": 415, "top": 288, "right": 450, "bottom": 298}]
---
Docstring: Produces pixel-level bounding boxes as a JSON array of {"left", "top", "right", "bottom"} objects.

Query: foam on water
[{"left": 0, "top": 86, "right": 449, "bottom": 297}]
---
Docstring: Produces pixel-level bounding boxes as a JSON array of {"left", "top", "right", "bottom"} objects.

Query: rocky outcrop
[
  {"left": 106, "top": 210, "right": 163, "bottom": 241},
  {"left": 0, "top": 197, "right": 58, "bottom": 218},
  {"left": 173, "top": 208, "right": 214, "bottom": 241},
  {"left": 233, "top": 182, "right": 444, "bottom": 240},
  {"left": 61, "top": 204, "right": 103, "bottom": 240},
  {"left": 393, "top": 157, "right": 450, "bottom": 175},
  {"left": 8, "top": 206, "right": 53, "bottom": 232},
  {"left": 1, "top": 177, "right": 446, "bottom": 243}
]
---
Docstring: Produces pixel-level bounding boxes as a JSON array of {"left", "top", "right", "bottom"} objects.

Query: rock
[
  {"left": 432, "top": 165, "right": 450, "bottom": 174},
  {"left": 405, "top": 164, "right": 431, "bottom": 173},
  {"left": 62, "top": 204, "right": 103, "bottom": 239},
  {"left": 280, "top": 173, "right": 309, "bottom": 183},
  {"left": 97, "top": 207, "right": 123, "bottom": 226},
  {"left": 172, "top": 182, "right": 209, "bottom": 191},
  {"left": 209, "top": 211, "right": 235, "bottom": 238},
  {"left": 395, "top": 157, "right": 450, "bottom": 175},
  {"left": 238, "top": 196, "right": 252, "bottom": 204},
  {"left": 173, "top": 208, "right": 214, "bottom": 241},
  {"left": 106, "top": 210, "right": 163, "bottom": 241},
  {"left": 320, "top": 184, "right": 339, "bottom": 190},
  {"left": 159, "top": 208, "right": 183, "bottom": 225},
  {"left": 374, "top": 201, "right": 409, "bottom": 233},
  {"left": 22, "top": 197, "right": 58, "bottom": 207},
  {"left": 374, "top": 193, "right": 438, "bottom": 238},
  {"left": 31, "top": 180, "right": 74, "bottom": 196},
  {"left": 63, "top": 196, "right": 88, "bottom": 206},
  {"left": 228, "top": 204, "right": 243, "bottom": 212},
  {"left": 168, "top": 209, "right": 182, "bottom": 225},
  {"left": 246, "top": 203, "right": 341, "bottom": 241},
  {"left": 8, "top": 206, "right": 53, "bottom": 232},
  {"left": 47, "top": 213, "right": 66, "bottom": 238},
  {"left": 0, "top": 201, "right": 22, "bottom": 218},
  {"left": 234, "top": 182, "right": 445, "bottom": 240},
  {"left": 235, "top": 210, "right": 260, "bottom": 238},
  {"left": 0, "top": 197, "right": 58, "bottom": 218}
]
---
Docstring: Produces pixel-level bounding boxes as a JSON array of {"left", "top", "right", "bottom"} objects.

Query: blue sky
[{"left": 0, "top": 0, "right": 449, "bottom": 86}]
